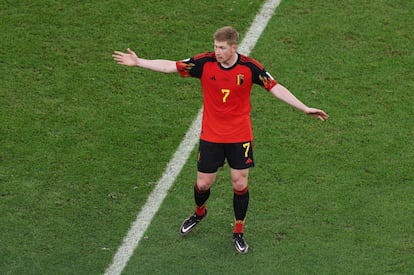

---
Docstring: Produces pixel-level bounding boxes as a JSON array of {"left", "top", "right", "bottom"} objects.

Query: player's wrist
[{"left": 303, "top": 106, "right": 312, "bottom": 114}]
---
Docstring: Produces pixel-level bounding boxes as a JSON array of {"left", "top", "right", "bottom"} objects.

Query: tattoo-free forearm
[
  {"left": 137, "top": 58, "right": 178, "bottom": 73},
  {"left": 270, "top": 84, "right": 308, "bottom": 112}
]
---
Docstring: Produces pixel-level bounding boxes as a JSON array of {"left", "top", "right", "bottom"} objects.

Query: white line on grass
[{"left": 104, "top": 0, "right": 281, "bottom": 274}]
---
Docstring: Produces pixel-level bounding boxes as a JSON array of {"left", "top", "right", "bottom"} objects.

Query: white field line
[{"left": 104, "top": 0, "right": 281, "bottom": 274}]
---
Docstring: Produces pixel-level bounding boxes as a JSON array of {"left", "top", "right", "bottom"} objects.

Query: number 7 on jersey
[{"left": 221, "top": 89, "right": 230, "bottom": 103}]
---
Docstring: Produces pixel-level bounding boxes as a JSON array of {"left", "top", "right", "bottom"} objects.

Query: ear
[{"left": 232, "top": 44, "right": 238, "bottom": 52}]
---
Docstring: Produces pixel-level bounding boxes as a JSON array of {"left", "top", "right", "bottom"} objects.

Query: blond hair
[{"left": 214, "top": 26, "right": 239, "bottom": 45}]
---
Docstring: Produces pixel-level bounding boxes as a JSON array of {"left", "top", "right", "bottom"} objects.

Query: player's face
[{"left": 214, "top": 40, "right": 237, "bottom": 66}]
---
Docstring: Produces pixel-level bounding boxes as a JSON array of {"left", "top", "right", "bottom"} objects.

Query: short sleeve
[
  {"left": 241, "top": 55, "right": 278, "bottom": 91},
  {"left": 255, "top": 70, "right": 278, "bottom": 91},
  {"left": 176, "top": 58, "right": 198, "bottom": 78},
  {"left": 176, "top": 52, "right": 216, "bottom": 79}
]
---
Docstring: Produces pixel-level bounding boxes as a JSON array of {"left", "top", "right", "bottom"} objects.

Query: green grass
[{"left": 1, "top": 0, "right": 413, "bottom": 274}]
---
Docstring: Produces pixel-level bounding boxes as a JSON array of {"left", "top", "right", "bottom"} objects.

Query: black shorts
[{"left": 197, "top": 139, "right": 254, "bottom": 173}]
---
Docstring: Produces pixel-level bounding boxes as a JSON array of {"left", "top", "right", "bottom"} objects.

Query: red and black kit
[{"left": 176, "top": 52, "right": 278, "bottom": 143}]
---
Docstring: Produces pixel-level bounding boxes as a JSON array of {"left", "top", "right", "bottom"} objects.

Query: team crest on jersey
[{"left": 236, "top": 74, "right": 244, "bottom": 85}]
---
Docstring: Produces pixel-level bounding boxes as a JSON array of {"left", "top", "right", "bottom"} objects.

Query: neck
[{"left": 220, "top": 53, "right": 238, "bottom": 68}]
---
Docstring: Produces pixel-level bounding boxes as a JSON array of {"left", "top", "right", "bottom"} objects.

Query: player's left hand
[{"left": 305, "top": 108, "right": 329, "bottom": 121}]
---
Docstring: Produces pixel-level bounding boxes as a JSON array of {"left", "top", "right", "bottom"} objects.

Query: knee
[
  {"left": 196, "top": 172, "right": 216, "bottom": 191},
  {"left": 231, "top": 169, "right": 249, "bottom": 191},
  {"left": 231, "top": 175, "right": 248, "bottom": 191},
  {"left": 232, "top": 181, "right": 248, "bottom": 192},
  {"left": 196, "top": 181, "right": 211, "bottom": 191}
]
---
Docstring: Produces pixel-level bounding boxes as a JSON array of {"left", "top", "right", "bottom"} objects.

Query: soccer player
[{"left": 112, "top": 26, "right": 329, "bottom": 254}]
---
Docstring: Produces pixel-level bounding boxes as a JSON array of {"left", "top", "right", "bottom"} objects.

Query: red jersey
[{"left": 176, "top": 52, "right": 277, "bottom": 143}]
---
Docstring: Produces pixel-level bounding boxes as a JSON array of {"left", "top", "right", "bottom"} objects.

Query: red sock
[
  {"left": 233, "top": 219, "right": 245, "bottom": 234},
  {"left": 233, "top": 186, "right": 249, "bottom": 234},
  {"left": 195, "top": 204, "right": 206, "bottom": 217},
  {"left": 194, "top": 184, "right": 210, "bottom": 217}
]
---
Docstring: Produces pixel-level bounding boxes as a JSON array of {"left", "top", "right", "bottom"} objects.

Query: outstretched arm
[
  {"left": 270, "top": 83, "right": 329, "bottom": 121},
  {"left": 112, "top": 48, "right": 178, "bottom": 73}
]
